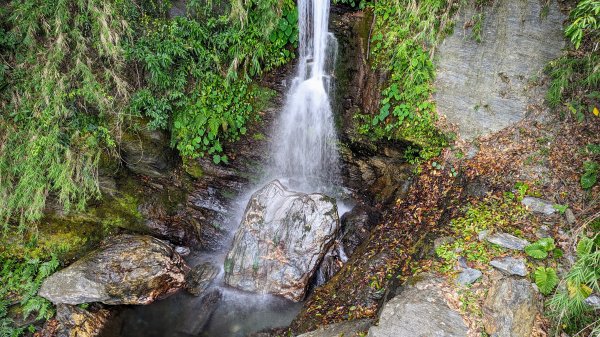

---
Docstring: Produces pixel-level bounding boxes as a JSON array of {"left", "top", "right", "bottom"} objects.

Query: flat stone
[
  {"left": 457, "top": 268, "right": 483, "bottom": 286},
  {"left": 490, "top": 257, "right": 528, "bottom": 276},
  {"left": 521, "top": 197, "right": 556, "bottom": 215},
  {"left": 478, "top": 230, "right": 490, "bottom": 241},
  {"left": 368, "top": 277, "right": 468, "bottom": 337},
  {"left": 486, "top": 232, "right": 530, "bottom": 251},
  {"left": 297, "top": 319, "right": 373, "bottom": 337}
]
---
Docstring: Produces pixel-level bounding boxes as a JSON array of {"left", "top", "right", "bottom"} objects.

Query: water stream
[{"left": 101, "top": 1, "right": 341, "bottom": 336}]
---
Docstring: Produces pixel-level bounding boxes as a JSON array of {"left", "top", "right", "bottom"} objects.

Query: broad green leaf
[
  {"left": 534, "top": 267, "right": 558, "bottom": 295},
  {"left": 525, "top": 243, "right": 548, "bottom": 259}
]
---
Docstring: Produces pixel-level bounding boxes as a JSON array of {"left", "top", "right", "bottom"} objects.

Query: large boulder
[
  {"left": 483, "top": 275, "right": 539, "bottom": 337},
  {"left": 224, "top": 180, "right": 340, "bottom": 301},
  {"left": 39, "top": 235, "right": 188, "bottom": 305},
  {"left": 368, "top": 277, "right": 468, "bottom": 337}
]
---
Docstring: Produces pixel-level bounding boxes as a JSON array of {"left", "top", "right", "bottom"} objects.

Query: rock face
[
  {"left": 340, "top": 204, "right": 381, "bottom": 256},
  {"left": 435, "top": 0, "right": 565, "bottom": 139},
  {"left": 39, "top": 235, "right": 188, "bottom": 305},
  {"left": 185, "top": 262, "right": 220, "bottom": 296},
  {"left": 224, "top": 180, "right": 340, "bottom": 301},
  {"left": 121, "top": 128, "right": 176, "bottom": 178},
  {"left": 483, "top": 276, "right": 538, "bottom": 337},
  {"left": 368, "top": 277, "right": 468, "bottom": 337}
]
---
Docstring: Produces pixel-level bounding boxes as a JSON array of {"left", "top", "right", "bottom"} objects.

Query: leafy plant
[
  {"left": 355, "top": 0, "right": 456, "bottom": 161},
  {"left": 548, "top": 234, "right": 600, "bottom": 335},
  {"left": 534, "top": 266, "right": 559, "bottom": 295},
  {"left": 564, "top": 0, "right": 600, "bottom": 49},
  {"left": 580, "top": 160, "right": 599, "bottom": 189},
  {"left": 525, "top": 238, "right": 556, "bottom": 259}
]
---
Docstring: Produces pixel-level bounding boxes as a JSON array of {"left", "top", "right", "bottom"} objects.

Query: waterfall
[{"left": 273, "top": 0, "right": 339, "bottom": 190}]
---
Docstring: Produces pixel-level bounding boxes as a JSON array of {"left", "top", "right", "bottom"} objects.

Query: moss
[{"left": 183, "top": 158, "right": 204, "bottom": 179}]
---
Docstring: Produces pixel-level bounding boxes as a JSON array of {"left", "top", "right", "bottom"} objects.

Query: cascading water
[
  {"left": 273, "top": 0, "right": 339, "bottom": 189},
  {"left": 103, "top": 2, "right": 343, "bottom": 337}
]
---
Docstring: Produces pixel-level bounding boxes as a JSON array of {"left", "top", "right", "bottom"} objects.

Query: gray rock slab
[
  {"left": 486, "top": 232, "right": 530, "bottom": 251},
  {"left": 457, "top": 268, "right": 483, "bottom": 286},
  {"left": 490, "top": 256, "right": 528, "bottom": 276},
  {"left": 521, "top": 197, "right": 556, "bottom": 215}
]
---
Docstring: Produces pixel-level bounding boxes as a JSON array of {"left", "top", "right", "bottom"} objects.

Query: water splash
[{"left": 273, "top": 0, "right": 339, "bottom": 190}]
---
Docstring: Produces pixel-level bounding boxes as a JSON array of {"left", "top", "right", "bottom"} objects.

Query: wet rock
[
  {"left": 185, "top": 262, "right": 219, "bottom": 296},
  {"left": 521, "top": 197, "right": 556, "bottom": 215},
  {"left": 39, "top": 304, "right": 111, "bottom": 337},
  {"left": 224, "top": 180, "right": 340, "bottom": 301},
  {"left": 139, "top": 201, "right": 197, "bottom": 245},
  {"left": 297, "top": 319, "right": 373, "bottom": 337},
  {"left": 368, "top": 277, "right": 468, "bottom": 337},
  {"left": 340, "top": 204, "right": 381, "bottom": 256},
  {"left": 484, "top": 276, "right": 538, "bottom": 337},
  {"left": 177, "top": 290, "right": 223, "bottom": 335},
  {"left": 457, "top": 268, "right": 482, "bottom": 286},
  {"left": 490, "top": 256, "right": 528, "bottom": 277},
  {"left": 121, "top": 128, "right": 176, "bottom": 178},
  {"left": 175, "top": 246, "right": 191, "bottom": 256},
  {"left": 315, "top": 243, "right": 345, "bottom": 286},
  {"left": 486, "top": 232, "right": 530, "bottom": 251},
  {"left": 39, "top": 235, "right": 188, "bottom": 305},
  {"left": 435, "top": 0, "right": 565, "bottom": 139}
]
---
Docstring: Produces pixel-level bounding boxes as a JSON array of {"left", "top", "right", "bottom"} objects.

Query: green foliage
[
  {"left": 333, "top": 0, "right": 368, "bottom": 9},
  {"left": 580, "top": 160, "right": 599, "bottom": 189},
  {"left": 0, "top": 0, "right": 136, "bottom": 230},
  {"left": 548, "top": 234, "right": 600, "bottom": 335},
  {"left": 0, "top": 0, "right": 294, "bottom": 230},
  {"left": 564, "top": 0, "right": 600, "bottom": 50},
  {"left": 546, "top": 1, "right": 600, "bottom": 114},
  {"left": 534, "top": 266, "right": 559, "bottom": 295},
  {"left": 525, "top": 238, "right": 556, "bottom": 259},
  {"left": 129, "top": 2, "right": 294, "bottom": 160},
  {"left": 356, "top": 0, "right": 456, "bottom": 161},
  {"left": 435, "top": 196, "right": 527, "bottom": 271},
  {"left": 0, "top": 250, "right": 59, "bottom": 336}
]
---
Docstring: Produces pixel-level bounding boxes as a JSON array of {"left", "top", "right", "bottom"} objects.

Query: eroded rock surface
[
  {"left": 297, "top": 319, "right": 373, "bottom": 337},
  {"left": 368, "top": 277, "right": 468, "bottom": 337},
  {"left": 435, "top": 0, "right": 565, "bottom": 139},
  {"left": 224, "top": 180, "right": 340, "bottom": 301},
  {"left": 39, "top": 235, "right": 188, "bottom": 305},
  {"left": 483, "top": 276, "right": 539, "bottom": 337}
]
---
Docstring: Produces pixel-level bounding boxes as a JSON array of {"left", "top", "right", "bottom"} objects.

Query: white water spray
[{"left": 273, "top": 0, "right": 339, "bottom": 189}]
